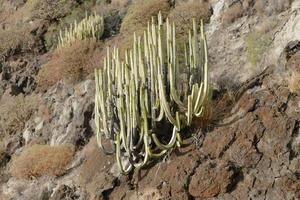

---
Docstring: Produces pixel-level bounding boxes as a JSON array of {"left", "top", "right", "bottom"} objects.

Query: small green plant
[
  {"left": 246, "top": 31, "right": 272, "bottom": 66},
  {"left": 94, "top": 13, "right": 211, "bottom": 173},
  {"left": 58, "top": 13, "right": 104, "bottom": 48}
]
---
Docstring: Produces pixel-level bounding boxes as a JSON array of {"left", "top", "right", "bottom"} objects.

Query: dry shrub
[
  {"left": 10, "top": 144, "right": 75, "bottom": 179},
  {"left": 168, "top": 0, "right": 212, "bottom": 66},
  {"left": 101, "top": 33, "right": 134, "bottom": 61},
  {"left": 0, "top": 27, "right": 36, "bottom": 59},
  {"left": 255, "top": 18, "right": 278, "bottom": 34},
  {"left": 242, "top": 0, "right": 254, "bottom": 11},
  {"left": 120, "top": 0, "right": 171, "bottom": 35},
  {"left": 26, "top": 0, "right": 76, "bottom": 20},
  {"left": 0, "top": 0, "right": 75, "bottom": 29},
  {"left": 168, "top": 0, "right": 212, "bottom": 36},
  {"left": 288, "top": 51, "right": 300, "bottom": 72},
  {"left": 0, "top": 141, "right": 6, "bottom": 166},
  {"left": 36, "top": 40, "right": 102, "bottom": 91},
  {"left": 254, "top": 0, "right": 266, "bottom": 16},
  {"left": 111, "top": 0, "right": 130, "bottom": 7},
  {"left": 0, "top": 94, "right": 38, "bottom": 137},
  {"left": 246, "top": 31, "right": 272, "bottom": 66},
  {"left": 288, "top": 51, "right": 300, "bottom": 93},
  {"left": 289, "top": 72, "right": 300, "bottom": 93},
  {"left": 222, "top": 2, "right": 243, "bottom": 25},
  {"left": 255, "top": 0, "right": 292, "bottom": 16},
  {"left": 271, "top": 0, "right": 292, "bottom": 12}
]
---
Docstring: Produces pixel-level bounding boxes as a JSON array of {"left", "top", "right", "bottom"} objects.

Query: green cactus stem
[{"left": 95, "top": 12, "right": 211, "bottom": 173}]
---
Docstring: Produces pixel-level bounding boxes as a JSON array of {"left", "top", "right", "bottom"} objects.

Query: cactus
[
  {"left": 94, "top": 12, "right": 211, "bottom": 173},
  {"left": 58, "top": 12, "right": 104, "bottom": 48}
]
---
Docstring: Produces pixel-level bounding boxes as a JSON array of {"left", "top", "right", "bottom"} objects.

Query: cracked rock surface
[{"left": 99, "top": 69, "right": 300, "bottom": 200}]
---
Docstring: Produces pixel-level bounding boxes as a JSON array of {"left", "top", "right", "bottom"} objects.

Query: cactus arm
[
  {"left": 95, "top": 69, "right": 115, "bottom": 154},
  {"left": 157, "top": 60, "right": 176, "bottom": 126},
  {"left": 187, "top": 95, "right": 193, "bottom": 126},
  {"left": 116, "top": 133, "right": 133, "bottom": 174},
  {"left": 95, "top": 14, "right": 211, "bottom": 173},
  {"left": 151, "top": 126, "right": 177, "bottom": 150},
  {"left": 169, "top": 63, "right": 186, "bottom": 109}
]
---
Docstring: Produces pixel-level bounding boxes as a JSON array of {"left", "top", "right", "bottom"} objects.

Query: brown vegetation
[
  {"left": 255, "top": 0, "right": 292, "bottom": 16},
  {"left": 0, "top": 141, "right": 6, "bottom": 166},
  {"left": 222, "top": 2, "right": 244, "bottom": 25},
  {"left": 10, "top": 144, "right": 75, "bottom": 179},
  {"left": 289, "top": 72, "right": 300, "bottom": 94},
  {"left": 168, "top": 0, "right": 212, "bottom": 36},
  {"left": 111, "top": 0, "right": 130, "bottom": 7},
  {"left": 26, "top": 0, "right": 76, "bottom": 21},
  {"left": 0, "top": 27, "right": 37, "bottom": 59},
  {"left": 0, "top": 94, "right": 38, "bottom": 137},
  {"left": 168, "top": 0, "right": 212, "bottom": 66},
  {"left": 120, "top": 0, "right": 171, "bottom": 35},
  {"left": 254, "top": 0, "right": 266, "bottom": 16},
  {"left": 36, "top": 40, "right": 102, "bottom": 91},
  {"left": 108, "top": 0, "right": 171, "bottom": 59},
  {"left": 246, "top": 31, "right": 272, "bottom": 66},
  {"left": 288, "top": 51, "right": 300, "bottom": 93}
]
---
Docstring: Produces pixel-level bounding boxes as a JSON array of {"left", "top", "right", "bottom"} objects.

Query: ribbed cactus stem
[
  {"left": 95, "top": 12, "right": 210, "bottom": 173},
  {"left": 58, "top": 13, "right": 104, "bottom": 48}
]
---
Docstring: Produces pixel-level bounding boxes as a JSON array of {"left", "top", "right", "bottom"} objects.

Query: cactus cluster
[
  {"left": 58, "top": 13, "right": 104, "bottom": 48},
  {"left": 94, "top": 13, "right": 211, "bottom": 173}
]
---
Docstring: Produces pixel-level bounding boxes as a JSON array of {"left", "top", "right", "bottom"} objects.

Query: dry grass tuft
[
  {"left": 254, "top": 0, "right": 266, "bottom": 16},
  {"left": 36, "top": 40, "right": 102, "bottom": 91},
  {"left": 246, "top": 31, "right": 272, "bottom": 66},
  {"left": 0, "top": 27, "right": 37, "bottom": 59},
  {"left": 0, "top": 141, "right": 6, "bottom": 166},
  {"left": 120, "top": 0, "right": 171, "bottom": 35},
  {"left": 0, "top": 94, "right": 38, "bottom": 137},
  {"left": 256, "top": 0, "right": 292, "bottom": 16},
  {"left": 255, "top": 18, "right": 278, "bottom": 34},
  {"left": 222, "top": 2, "right": 244, "bottom": 25},
  {"left": 10, "top": 144, "right": 75, "bottom": 179},
  {"left": 168, "top": 0, "right": 212, "bottom": 36},
  {"left": 289, "top": 72, "right": 300, "bottom": 94},
  {"left": 26, "top": 0, "right": 76, "bottom": 20},
  {"left": 288, "top": 51, "right": 300, "bottom": 93},
  {"left": 111, "top": 0, "right": 130, "bottom": 7},
  {"left": 168, "top": 0, "right": 212, "bottom": 66}
]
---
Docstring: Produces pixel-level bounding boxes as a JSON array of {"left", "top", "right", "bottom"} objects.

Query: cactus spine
[{"left": 95, "top": 12, "right": 210, "bottom": 173}]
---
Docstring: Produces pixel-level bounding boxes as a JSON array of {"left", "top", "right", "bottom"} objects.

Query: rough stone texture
[
  {"left": 265, "top": 1, "right": 300, "bottom": 68},
  {"left": 103, "top": 70, "right": 300, "bottom": 200},
  {"left": 22, "top": 80, "right": 95, "bottom": 148},
  {"left": 208, "top": 0, "right": 300, "bottom": 89},
  {"left": 188, "top": 161, "right": 240, "bottom": 198}
]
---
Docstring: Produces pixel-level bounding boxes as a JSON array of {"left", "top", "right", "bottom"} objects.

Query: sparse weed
[
  {"left": 36, "top": 40, "right": 102, "bottom": 91},
  {"left": 0, "top": 94, "right": 38, "bottom": 137},
  {"left": 222, "top": 2, "right": 243, "bottom": 25},
  {"left": 120, "top": 0, "right": 171, "bottom": 35},
  {"left": 10, "top": 144, "right": 75, "bottom": 179},
  {"left": 246, "top": 31, "right": 272, "bottom": 66}
]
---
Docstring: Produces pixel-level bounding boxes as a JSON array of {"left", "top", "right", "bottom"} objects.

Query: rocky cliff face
[{"left": 0, "top": 0, "right": 299, "bottom": 199}]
